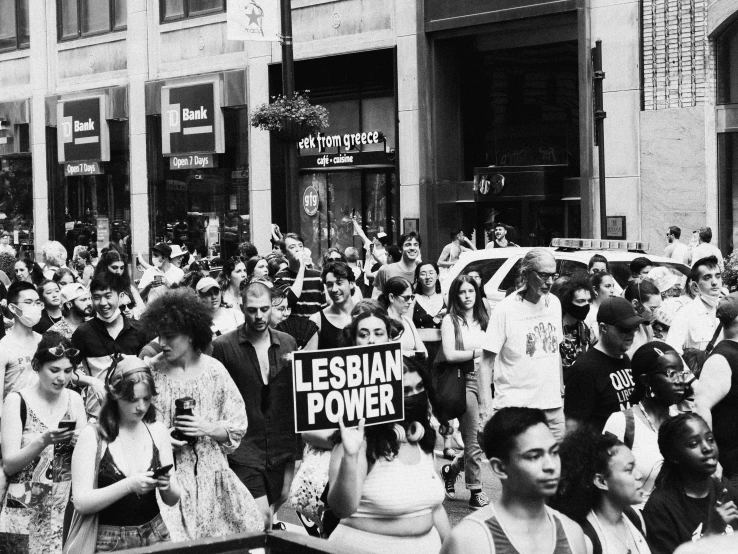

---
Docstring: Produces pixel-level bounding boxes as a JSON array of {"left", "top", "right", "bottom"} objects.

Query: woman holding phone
[
  {"left": 71, "top": 356, "right": 181, "bottom": 551},
  {"left": 0, "top": 332, "right": 87, "bottom": 553}
]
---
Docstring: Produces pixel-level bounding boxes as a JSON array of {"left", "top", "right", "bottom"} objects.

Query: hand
[
  {"left": 41, "top": 427, "right": 75, "bottom": 447},
  {"left": 86, "top": 377, "right": 106, "bottom": 401},
  {"left": 174, "top": 415, "right": 214, "bottom": 438},
  {"left": 169, "top": 432, "right": 188, "bottom": 451},
  {"left": 716, "top": 499, "right": 738, "bottom": 526},
  {"left": 126, "top": 472, "right": 157, "bottom": 495},
  {"left": 155, "top": 471, "right": 172, "bottom": 491},
  {"left": 338, "top": 418, "right": 365, "bottom": 457}
]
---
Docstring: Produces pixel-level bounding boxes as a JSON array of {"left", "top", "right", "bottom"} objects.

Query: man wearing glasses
[
  {"left": 479, "top": 249, "right": 566, "bottom": 440},
  {"left": 696, "top": 292, "right": 738, "bottom": 486},
  {"left": 564, "top": 297, "right": 644, "bottom": 433}
]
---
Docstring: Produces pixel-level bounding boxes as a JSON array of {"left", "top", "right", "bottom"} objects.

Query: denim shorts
[{"left": 95, "top": 513, "right": 171, "bottom": 552}]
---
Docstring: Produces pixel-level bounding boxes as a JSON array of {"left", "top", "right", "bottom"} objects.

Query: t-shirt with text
[
  {"left": 484, "top": 292, "right": 564, "bottom": 410},
  {"left": 564, "top": 348, "right": 635, "bottom": 431}
]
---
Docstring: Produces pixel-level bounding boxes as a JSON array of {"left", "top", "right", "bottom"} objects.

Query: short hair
[
  {"left": 630, "top": 257, "right": 653, "bottom": 274},
  {"left": 141, "top": 289, "right": 213, "bottom": 352},
  {"left": 280, "top": 233, "right": 304, "bottom": 253},
  {"left": 624, "top": 279, "right": 660, "bottom": 303},
  {"left": 321, "top": 261, "right": 355, "bottom": 283},
  {"left": 386, "top": 245, "right": 402, "bottom": 263},
  {"left": 414, "top": 261, "right": 441, "bottom": 294},
  {"left": 90, "top": 272, "right": 126, "bottom": 295},
  {"left": 53, "top": 267, "right": 76, "bottom": 284},
  {"left": 449, "top": 230, "right": 463, "bottom": 239},
  {"left": 267, "top": 255, "right": 287, "bottom": 278},
  {"left": 241, "top": 280, "right": 273, "bottom": 304},
  {"left": 588, "top": 254, "right": 610, "bottom": 272},
  {"left": 699, "top": 227, "right": 712, "bottom": 243},
  {"left": 690, "top": 255, "right": 720, "bottom": 282},
  {"left": 344, "top": 247, "right": 360, "bottom": 263},
  {"left": 41, "top": 241, "right": 67, "bottom": 267},
  {"left": 669, "top": 226, "right": 681, "bottom": 239},
  {"left": 238, "top": 241, "right": 258, "bottom": 259},
  {"left": 399, "top": 231, "right": 422, "bottom": 248},
  {"left": 482, "top": 407, "right": 549, "bottom": 462},
  {"left": 7, "top": 281, "right": 37, "bottom": 305}
]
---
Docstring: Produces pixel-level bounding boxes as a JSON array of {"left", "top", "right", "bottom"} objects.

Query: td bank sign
[
  {"left": 57, "top": 97, "right": 110, "bottom": 163},
  {"left": 161, "top": 81, "right": 224, "bottom": 156}
]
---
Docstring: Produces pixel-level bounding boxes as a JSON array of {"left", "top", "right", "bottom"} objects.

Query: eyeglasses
[
  {"left": 47, "top": 344, "right": 81, "bottom": 359},
  {"left": 532, "top": 270, "right": 559, "bottom": 282},
  {"left": 14, "top": 300, "right": 43, "bottom": 308},
  {"left": 654, "top": 369, "right": 690, "bottom": 381},
  {"left": 397, "top": 294, "right": 416, "bottom": 303}
]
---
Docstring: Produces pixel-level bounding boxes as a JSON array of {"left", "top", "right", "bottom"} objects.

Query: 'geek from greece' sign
[
  {"left": 298, "top": 131, "right": 383, "bottom": 151},
  {"left": 161, "top": 81, "right": 224, "bottom": 156},
  {"left": 292, "top": 343, "right": 404, "bottom": 433},
  {"left": 57, "top": 97, "right": 110, "bottom": 163}
]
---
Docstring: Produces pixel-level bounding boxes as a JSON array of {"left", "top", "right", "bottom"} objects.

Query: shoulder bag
[
  {"left": 682, "top": 322, "right": 723, "bottom": 378},
  {"left": 433, "top": 321, "right": 473, "bottom": 422}
]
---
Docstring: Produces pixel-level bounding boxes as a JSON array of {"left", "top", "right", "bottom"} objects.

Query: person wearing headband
[
  {"left": 0, "top": 332, "right": 86, "bottom": 552},
  {"left": 71, "top": 356, "right": 180, "bottom": 551}
]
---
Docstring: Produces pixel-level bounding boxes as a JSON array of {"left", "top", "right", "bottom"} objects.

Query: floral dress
[
  {"left": 0, "top": 392, "right": 76, "bottom": 553},
  {"left": 151, "top": 355, "right": 263, "bottom": 541}
]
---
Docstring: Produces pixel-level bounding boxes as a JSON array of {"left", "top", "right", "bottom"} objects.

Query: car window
[
  {"left": 462, "top": 259, "right": 507, "bottom": 290},
  {"left": 559, "top": 260, "right": 588, "bottom": 278},
  {"left": 499, "top": 259, "right": 522, "bottom": 291}
]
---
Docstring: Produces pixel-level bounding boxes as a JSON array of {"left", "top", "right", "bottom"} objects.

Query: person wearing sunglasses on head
[
  {"left": 0, "top": 332, "right": 87, "bottom": 553},
  {"left": 378, "top": 277, "right": 427, "bottom": 358}
]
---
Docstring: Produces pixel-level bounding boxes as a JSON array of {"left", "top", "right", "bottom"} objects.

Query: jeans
[
  {"left": 450, "top": 373, "right": 483, "bottom": 491},
  {"left": 95, "top": 513, "right": 170, "bottom": 552}
]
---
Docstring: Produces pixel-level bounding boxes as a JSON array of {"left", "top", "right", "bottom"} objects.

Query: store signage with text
[
  {"left": 57, "top": 97, "right": 110, "bottom": 163},
  {"left": 169, "top": 154, "right": 216, "bottom": 170},
  {"left": 64, "top": 162, "right": 102, "bottom": 176},
  {"left": 303, "top": 185, "right": 319, "bottom": 216},
  {"left": 298, "top": 150, "right": 392, "bottom": 170},
  {"left": 162, "top": 82, "right": 224, "bottom": 155},
  {"left": 298, "top": 131, "right": 383, "bottom": 152}
]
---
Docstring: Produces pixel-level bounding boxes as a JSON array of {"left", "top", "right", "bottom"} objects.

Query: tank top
[
  {"left": 464, "top": 504, "right": 574, "bottom": 554},
  {"left": 709, "top": 339, "right": 738, "bottom": 477},
  {"left": 318, "top": 311, "right": 345, "bottom": 350},
  {"left": 351, "top": 444, "right": 444, "bottom": 519},
  {"left": 97, "top": 424, "right": 161, "bottom": 526}
]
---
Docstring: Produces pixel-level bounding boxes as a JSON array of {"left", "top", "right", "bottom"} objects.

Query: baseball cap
[
  {"left": 60, "top": 283, "right": 87, "bottom": 304},
  {"left": 170, "top": 244, "right": 186, "bottom": 259},
  {"left": 597, "top": 297, "right": 645, "bottom": 329},
  {"left": 717, "top": 292, "right": 738, "bottom": 324},
  {"left": 196, "top": 277, "right": 220, "bottom": 294},
  {"left": 151, "top": 242, "right": 172, "bottom": 258},
  {"left": 646, "top": 267, "right": 678, "bottom": 293}
]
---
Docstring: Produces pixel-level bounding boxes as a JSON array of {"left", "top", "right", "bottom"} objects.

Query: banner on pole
[
  {"left": 292, "top": 343, "right": 404, "bottom": 433},
  {"left": 227, "top": 0, "right": 281, "bottom": 42}
]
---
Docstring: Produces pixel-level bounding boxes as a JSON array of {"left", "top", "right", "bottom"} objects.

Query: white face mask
[
  {"left": 97, "top": 308, "right": 121, "bottom": 323},
  {"left": 11, "top": 303, "right": 43, "bottom": 328},
  {"left": 153, "top": 258, "right": 163, "bottom": 269},
  {"left": 701, "top": 293, "right": 720, "bottom": 308}
]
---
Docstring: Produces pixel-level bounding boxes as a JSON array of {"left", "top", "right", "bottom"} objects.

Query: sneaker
[
  {"left": 469, "top": 490, "right": 490, "bottom": 510},
  {"left": 441, "top": 464, "right": 458, "bottom": 500}
]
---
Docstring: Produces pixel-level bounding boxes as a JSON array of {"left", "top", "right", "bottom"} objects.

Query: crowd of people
[{"left": 0, "top": 222, "right": 737, "bottom": 554}]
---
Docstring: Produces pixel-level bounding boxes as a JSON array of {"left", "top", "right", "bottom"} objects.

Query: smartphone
[
  {"left": 58, "top": 420, "right": 76, "bottom": 432},
  {"left": 152, "top": 464, "right": 174, "bottom": 479}
]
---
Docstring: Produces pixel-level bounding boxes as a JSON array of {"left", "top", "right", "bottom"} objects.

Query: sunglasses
[
  {"left": 47, "top": 344, "right": 81, "bottom": 359},
  {"left": 396, "top": 294, "right": 415, "bottom": 303},
  {"left": 119, "top": 302, "right": 134, "bottom": 310}
]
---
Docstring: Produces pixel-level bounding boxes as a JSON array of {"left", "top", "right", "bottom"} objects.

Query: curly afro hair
[{"left": 141, "top": 288, "right": 214, "bottom": 352}]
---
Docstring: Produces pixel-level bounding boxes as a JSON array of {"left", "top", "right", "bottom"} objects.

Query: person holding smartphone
[
  {"left": 0, "top": 332, "right": 87, "bottom": 553},
  {"left": 71, "top": 356, "right": 181, "bottom": 551}
]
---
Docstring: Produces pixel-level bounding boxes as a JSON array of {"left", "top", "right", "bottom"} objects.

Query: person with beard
[
  {"left": 310, "top": 261, "right": 355, "bottom": 350},
  {"left": 555, "top": 273, "right": 596, "bottom": 373},
  {"left": 328, "top": 355, "right": 450, "bottom": 552},
  {"left": 45, "top": 282, "right": 93, "bottom": 340},
  {"left": 565, "top": 297, "right": 644, "bottom": 433}
]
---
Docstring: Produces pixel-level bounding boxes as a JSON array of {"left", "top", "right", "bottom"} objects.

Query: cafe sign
[
  {"left": 161, "top": 81, "right": 225, "bottom": 156},
  {"left": 298, "top": 131, "right": 383, "bottom": 151},
  {"left": 57, "top": 97, "right": 110, "bottom": 163}
]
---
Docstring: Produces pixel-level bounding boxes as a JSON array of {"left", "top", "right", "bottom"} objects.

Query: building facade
[{"left": 1, "top": 0, "right": 737, "bottom": 261}]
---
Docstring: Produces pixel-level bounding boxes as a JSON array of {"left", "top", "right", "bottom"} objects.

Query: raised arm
[{"left": 327, "top": 419, "right": 368, "bottom": 519}]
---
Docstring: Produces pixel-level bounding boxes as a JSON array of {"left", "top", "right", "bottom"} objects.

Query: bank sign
[
  {"left": 57, "top": 97, "right": 110, "bottom": 163},
  {"left": 161, "top": 81, "right": 225, "bottom": 156}
]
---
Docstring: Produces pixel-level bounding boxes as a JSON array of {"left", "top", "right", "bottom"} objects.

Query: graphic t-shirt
[
  {"left": 485, "top": 292, "right": 564, "bottom": 410},
  {"left": 564, "top": 348, "right": 634, "bottom": 431}
]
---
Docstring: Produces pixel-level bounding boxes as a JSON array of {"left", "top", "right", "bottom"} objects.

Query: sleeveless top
[
  {"left": 709, "top": 339, "right": 738, "bottom": 477},
  {"left": 464, "top": 504, "right": 574, "bottom": 554},
  {"left": 350, "top": 444, "right": 444, "bottom": 519},
  {"left": 318, "top": 311, "right": 345, "bottom": 350},
  {"left": 97, "top": 424, "right": 161, "bottom": 526}
]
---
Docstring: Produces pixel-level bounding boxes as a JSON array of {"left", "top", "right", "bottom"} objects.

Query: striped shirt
[{"left": 274, "top": 267, "right": 327, "bottom": 318}]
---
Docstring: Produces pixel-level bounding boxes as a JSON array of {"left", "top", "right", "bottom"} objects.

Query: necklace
[
  {"left": 638, "top": 402, "right": 658, "bottom": 433},
  {"left": 592, "top": 512, "right": 633, "bottom": 554}
]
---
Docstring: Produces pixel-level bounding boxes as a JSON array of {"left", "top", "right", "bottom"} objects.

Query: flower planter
[{"left": 274, "top": 118, "right": 311, "bottom": 142}]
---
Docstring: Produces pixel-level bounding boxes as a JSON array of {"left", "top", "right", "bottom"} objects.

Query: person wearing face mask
[
  {"left": 137, "top": 243, "right": 184, "bottom": 303},
  {"left": 565, "top": 297, "right": 645, "bottom": 433},
  {"left": 666, "top": 256, "right": 724, "bottom": 355},
  {"left": 624, "top": 280, "right": 663, "bottom": 358},
  {"left": 555, "top": 273, "right": 596, "bottom": 373}
]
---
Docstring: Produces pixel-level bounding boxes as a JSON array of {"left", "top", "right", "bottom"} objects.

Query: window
[
  {"left": 0, "top": 0, "right": 29, "bottom": 51},
  {"left": 58, "top": 0, "right": 126, "bottom": 41},
  {"left": 718, "top": 19, "right": 738, "bottom": 104},
  {"left": 160, "top": 0, "right": 224, "bottom": 22}
]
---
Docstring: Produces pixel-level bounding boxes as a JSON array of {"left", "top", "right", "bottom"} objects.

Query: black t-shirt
[
  {"left": 710, "top": 340, "right": 738, "bottom": 478},
  {"left": 33, "top": 309, "right": 62, "bottom": 335},
  {"left": 564, "top": 348, "right": 635, "bottom": 431}
]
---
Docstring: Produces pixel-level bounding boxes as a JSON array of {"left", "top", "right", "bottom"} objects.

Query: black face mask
[
  {"left": 404, "top": 391, "right": 429, "bottom": 423},
  {"left": 566, "top": 303, "right": 591, "bottom": 321}
]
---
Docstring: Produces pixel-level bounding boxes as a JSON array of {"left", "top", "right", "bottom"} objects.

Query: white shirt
[
  {"left": 664, "top": 241, "right": 691, "bottom": 265},
  {"left": 138, "top": 264, "right": 184, "bottom": 291},
  {"left": 690, "top": 242, "right": 724, "bottom": 271},
  {"left": 484, "top": 291, "right": 564, "bottom": 410},
  {"left": 665, "top": 295, "right": 722, "bottom": 354}
]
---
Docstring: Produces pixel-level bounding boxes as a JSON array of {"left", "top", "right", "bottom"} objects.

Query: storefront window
[
  {"left": 0, "top": 156, "right": 33, "bottom": 255},
  {"left": 718, "top": 133, "right": 738, "bottom": 251},
  {"left": 149, "top": 107, "right": 250, "bottom": 260},
  {"left": 718, "top": 18, "right": 738, "bottom": 105}
]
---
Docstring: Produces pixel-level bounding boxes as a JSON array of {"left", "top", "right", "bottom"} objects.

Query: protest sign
[{"left": 293, "top": 342, "right": 404, "bottom": 433}]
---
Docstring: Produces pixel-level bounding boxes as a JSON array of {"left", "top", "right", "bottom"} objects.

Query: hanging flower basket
[{"left": 250, "top": 92, "right": 329, "bottom": 142}]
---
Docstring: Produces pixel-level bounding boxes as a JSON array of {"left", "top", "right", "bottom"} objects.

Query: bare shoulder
[
  {"left": 674, "top": 533, "right": 738, "bottom": 554},
  {"left": 440, "top": 519, "right": 490, "bottom": 554}
]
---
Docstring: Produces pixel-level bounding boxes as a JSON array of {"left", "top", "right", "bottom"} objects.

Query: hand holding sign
[{"left": 338, "top": 418, "right": 365, "bottom": 457}]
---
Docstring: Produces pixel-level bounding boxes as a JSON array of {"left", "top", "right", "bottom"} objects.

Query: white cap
[
  {"left": 60, "top": 283, "right": 87, "bottom": 304},
  {"left": 195, "top": 277, "right": 220, "bottom": 293},
  {"left": 170, "top": 244, "right": 186, "bottom": 259}
]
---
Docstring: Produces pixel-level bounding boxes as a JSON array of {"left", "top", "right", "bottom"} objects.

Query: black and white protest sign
[{"left": 293, "top": 342, "right": 404, "bottom": 433}]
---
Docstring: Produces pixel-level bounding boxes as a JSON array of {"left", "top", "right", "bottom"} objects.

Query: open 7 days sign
[
  {"left": 161, "top": 81, "right": 225, "bottom": 156},
  {"left": 57, "top": 97, "right": 110, "bottom": 163}
]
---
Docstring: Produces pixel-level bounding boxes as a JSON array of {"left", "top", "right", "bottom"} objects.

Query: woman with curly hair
[
  {"left": 552, "top": 428, "right": 650, "bottom": 554},
  {"left": 555, "top": 272, "right": 596, "bottom": 371},
  {"left": 217, "top": 257, "right": 247, "bottom": 309},
  {"left": 95, "top": 250, "right": 145, "bottom": 317},
  {"left": 140, "top": 289, "right": 263, "bottom": 541},
  {"left": 327, "top": 300, "right": 449, "bottom": 552}
]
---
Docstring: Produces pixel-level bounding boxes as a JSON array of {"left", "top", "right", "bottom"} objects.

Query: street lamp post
[
  {"left": 280, "top": 0, "right": 299, "bottom": 229},
  {"left": 592, "top": 40, "right": 607, "bottom": 239}
]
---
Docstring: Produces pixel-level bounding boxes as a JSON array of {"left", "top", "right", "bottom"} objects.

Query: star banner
[{"left": 227, "top": 0, "right": 282, "bottom": 42}]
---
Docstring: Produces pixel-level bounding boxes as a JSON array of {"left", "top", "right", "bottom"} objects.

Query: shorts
[
  {"left": 231, "top": 462, "right": 287, "bottom": 504},
  {"left": 95, "top": 513, "right": 170, "bottom": 552}
]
